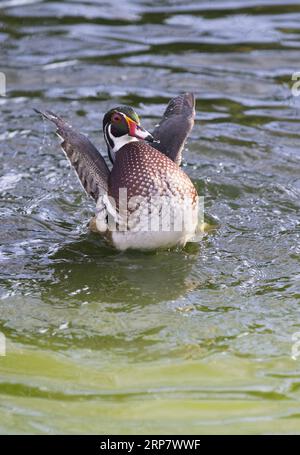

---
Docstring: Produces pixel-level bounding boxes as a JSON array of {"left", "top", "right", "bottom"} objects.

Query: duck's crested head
[
  {"left": 103, "top": 105, "right": 140, "bottom": 127},
  {"left": 103, "top": 105, "right": 153, "bottom": 163}
]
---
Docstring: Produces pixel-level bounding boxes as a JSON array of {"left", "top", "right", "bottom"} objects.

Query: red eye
[{"left": 112, "top": 113, "right": 122, "bottom": 123}]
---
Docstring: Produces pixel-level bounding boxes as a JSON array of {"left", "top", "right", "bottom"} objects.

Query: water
[{"left": 1, "top": 0, "right": 300, "bottom": 434}]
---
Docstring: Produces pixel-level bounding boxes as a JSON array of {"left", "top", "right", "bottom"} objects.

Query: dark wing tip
[
  {"left": 164, "top": 92, "right": 195, "bottom": 119},
  {"left": 183, "top": 92, "right": 195, "bottom": 115},
  {"left": 33, "top": 107, "right": 56, "bottom": 119},
  {"left": 151, "top": 93, "right": 196, "bottom": 165},
  {"left": 33, "top": 107, "right": 42, "bottom": 115},
  {"left": 34, "top": 108, "right": 72, "bottom": 130}
]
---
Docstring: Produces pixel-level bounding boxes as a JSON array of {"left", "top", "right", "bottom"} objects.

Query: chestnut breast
[{"left": 108, "top": 142, "right": 197, "bottom": 206}]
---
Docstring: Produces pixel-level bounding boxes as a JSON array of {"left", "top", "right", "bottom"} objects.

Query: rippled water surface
[{"left": 1, "top": 0, "right": 300, "bottom": 434}]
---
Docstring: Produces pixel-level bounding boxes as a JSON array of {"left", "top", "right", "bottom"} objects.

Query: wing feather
[
  {"left": 34, "top": 109, "right": 110, "bottom": 201},
  {"left": 151, "top": 93, "right": 195, "bottom": 165}
]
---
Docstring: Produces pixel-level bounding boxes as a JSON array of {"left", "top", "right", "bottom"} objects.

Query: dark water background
[{"left": 1, "top": 0, "right": 300, "bottom": 434}]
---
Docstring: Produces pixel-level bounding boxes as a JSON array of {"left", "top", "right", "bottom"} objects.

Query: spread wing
[
  {"left": 151, "top": 93, "right": 195, "bottom": 166},
  {"left": 34, "top": 109, "right": 110, "bottom": 201}
]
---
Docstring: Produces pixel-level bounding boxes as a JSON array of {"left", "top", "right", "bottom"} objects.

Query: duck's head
[{"left": 103, "top": 106, "right": 153, "bottom": 163}]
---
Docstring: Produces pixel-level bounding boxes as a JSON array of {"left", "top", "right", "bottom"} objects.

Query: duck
[{"left": 35, "top": 93, "right": 198, "bottom": 251}]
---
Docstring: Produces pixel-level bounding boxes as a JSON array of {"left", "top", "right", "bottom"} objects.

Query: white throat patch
[{"left": 107, "top": 124, "right": 138, "bottom": 162}]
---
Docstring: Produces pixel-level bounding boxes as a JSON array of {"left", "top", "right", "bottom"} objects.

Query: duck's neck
[{"left": 105, "top": 125, "right": 138, "bottom": 163}]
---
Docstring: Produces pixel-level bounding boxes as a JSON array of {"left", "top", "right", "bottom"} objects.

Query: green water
[{"left": 1, "top": 0, "right": 300, "bottom": 434}]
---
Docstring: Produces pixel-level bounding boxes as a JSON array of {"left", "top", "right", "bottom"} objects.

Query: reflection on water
[{"left": 1, "top": 0, "right": 300, "bottom": 434}]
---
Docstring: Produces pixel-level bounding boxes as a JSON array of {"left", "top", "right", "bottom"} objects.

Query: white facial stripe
[
  {"left": 104, "top": 123, "right": 112, "bottom": 146},
  {"left": 119, "top": 112, "right": 140, "bottom": 125},
  {"left": 103, "top": 123, "right": 114, "bottom": 163}
]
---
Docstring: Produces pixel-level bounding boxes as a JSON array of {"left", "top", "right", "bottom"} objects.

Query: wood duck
[{"left": 35, "top": 93, "right": 198, "bottom": 251}]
